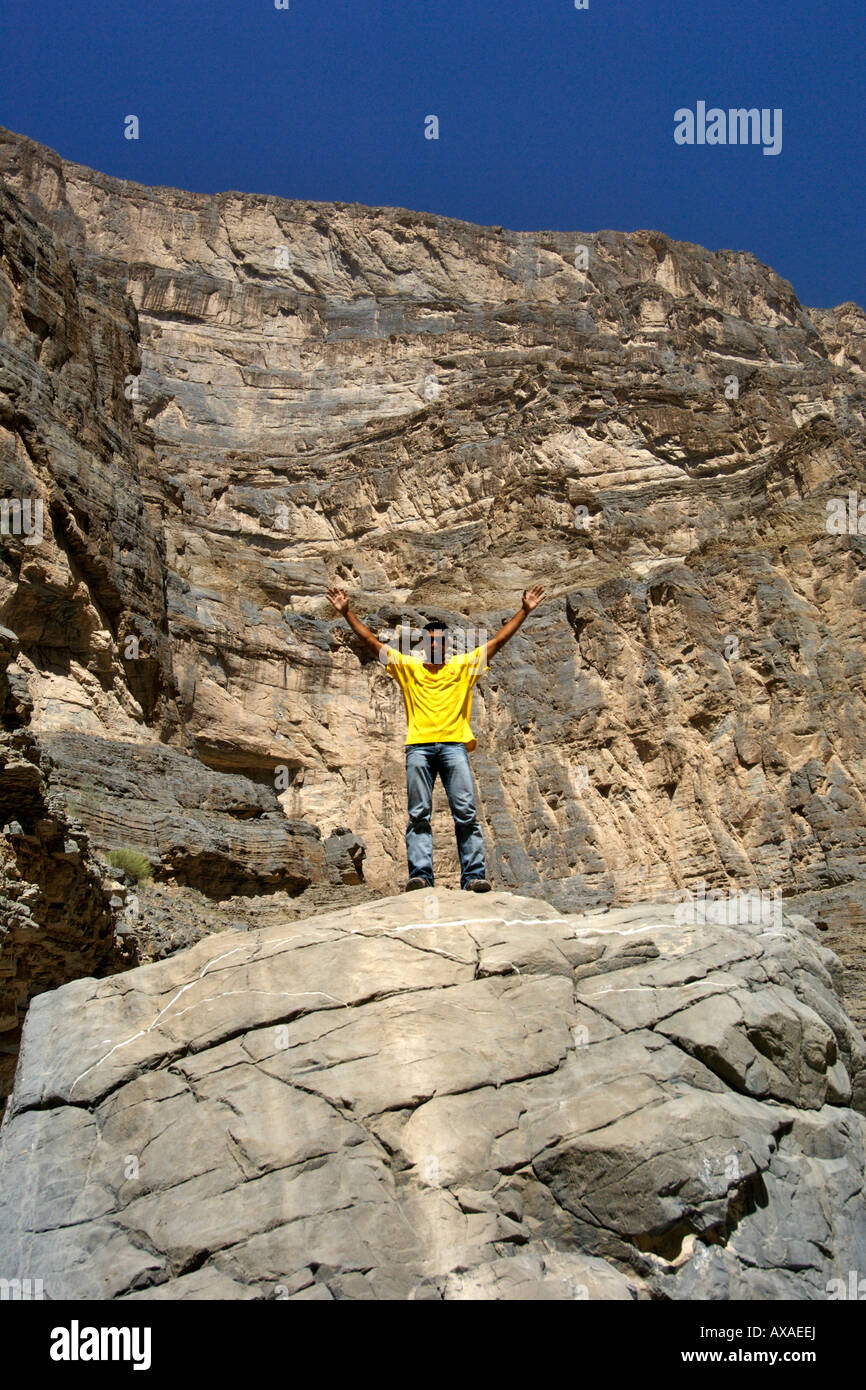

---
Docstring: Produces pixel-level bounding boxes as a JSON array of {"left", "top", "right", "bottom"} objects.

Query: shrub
[{"left": 106, "top": 848, "right": 153, "bottom": 884}]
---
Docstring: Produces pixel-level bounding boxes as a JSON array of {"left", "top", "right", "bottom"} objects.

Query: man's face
[{"left": 421, "top": 628, "right": 449, "bottom": 664}]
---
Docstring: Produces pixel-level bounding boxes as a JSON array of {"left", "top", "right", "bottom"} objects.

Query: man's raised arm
[
  {"left": 326, "top": 586, "right": 385, "bottom": 658},
  {"left": 484, "top": 584, "right": 546, "bottom": 662}
]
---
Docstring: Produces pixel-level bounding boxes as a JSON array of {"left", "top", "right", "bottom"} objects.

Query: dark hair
[{"left": 423, "top": 621, "right": 448, "bottom": 634}]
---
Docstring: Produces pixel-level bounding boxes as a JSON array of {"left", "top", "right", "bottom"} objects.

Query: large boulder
[{"left": 0, "top": 890, "right": 863, "bottom": 1300}]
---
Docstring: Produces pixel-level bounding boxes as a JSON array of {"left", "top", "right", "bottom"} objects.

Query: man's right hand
[
  {"left": 327, "top": 585, "right": 350, "bottom": 615},
  {"left": 327, "top": 586, "right": 386, "bottom": 658}
]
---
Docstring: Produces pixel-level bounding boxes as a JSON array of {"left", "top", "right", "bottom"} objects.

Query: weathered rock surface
[
  {"left": 0, "top": 628, "right": 130, "bottom": 1110},
  {"left": 40, "top": 731, "right": 334, "bottom": 896},
  {"left": 0, "top": 890, "right": 863, "bottom": 1300},
  {"left": 0, "top": 178, "right": 174, "bottom": 734},
  {"left": 0, "top": 160, "right": 375, "bottom": 1103},
  {"left": 0, "top": 726, "right": 122, "bottom": 1110}
]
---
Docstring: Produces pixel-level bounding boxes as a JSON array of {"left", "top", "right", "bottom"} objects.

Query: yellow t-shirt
[{"left": 385, "top": 646, "right": 489, "bottom": 750}]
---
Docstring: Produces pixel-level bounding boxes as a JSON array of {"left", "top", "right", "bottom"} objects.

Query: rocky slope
[
  {"left": 0, "top": 890, "right": 863, "bottom": 1300},
  {"left": 1, "top": 123, "right": 866, "bottom": 1117}
]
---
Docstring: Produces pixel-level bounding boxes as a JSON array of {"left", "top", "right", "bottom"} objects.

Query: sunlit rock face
[{"left": 1, "top": 125, "right": 865, "bottom": 1036}]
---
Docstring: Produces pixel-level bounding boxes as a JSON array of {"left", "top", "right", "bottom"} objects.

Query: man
[{"left": 326, "top": 584, "right": 546, "bottom": 892}]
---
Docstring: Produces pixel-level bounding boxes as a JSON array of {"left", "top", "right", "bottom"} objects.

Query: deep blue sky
[{"left": 1, "top": 0, "right": 863, "bottom": 308}]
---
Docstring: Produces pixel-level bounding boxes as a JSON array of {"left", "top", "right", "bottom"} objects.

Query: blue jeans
[{"left": 405, "top": 742, "right": 486, "bottom": 889}]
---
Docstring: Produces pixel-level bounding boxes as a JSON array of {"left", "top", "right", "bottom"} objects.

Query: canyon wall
[{"left": 1, "top": 126, "right": 865, "bottom": 1070}]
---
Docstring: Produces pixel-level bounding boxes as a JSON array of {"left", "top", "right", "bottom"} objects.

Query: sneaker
[
  {"left": 405, "top": 877, "right": 429, "bottom": 891},
  {"left": 466, "top": 878, "right": 492, "bottom": 892}
]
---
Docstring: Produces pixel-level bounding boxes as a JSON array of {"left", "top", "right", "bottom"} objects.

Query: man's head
[{"left": 421, "top": 620, "right": 449, "bottom": 666}]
